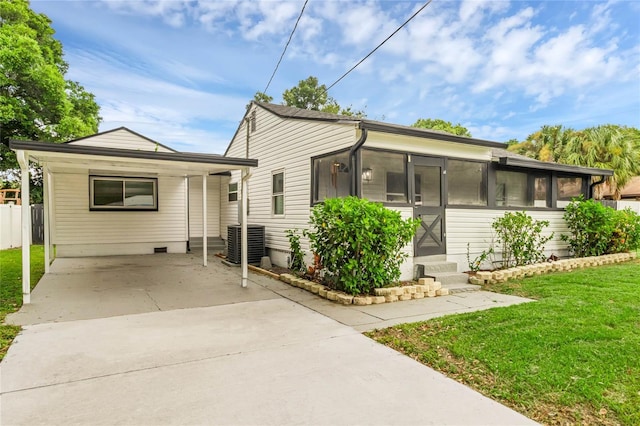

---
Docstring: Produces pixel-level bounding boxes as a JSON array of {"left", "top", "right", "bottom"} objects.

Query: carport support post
[
  {"left": 17, "top": 150, "right": 31, "bottom": 304},
  {"left": 43, "top": 166, "right": 50, "bottom": 273},
  {"left": 241, "top": 167, "right": 248, "bottom": 288},
  {"left": 202, "top": 174, "right": 207, "bottom": 267}
]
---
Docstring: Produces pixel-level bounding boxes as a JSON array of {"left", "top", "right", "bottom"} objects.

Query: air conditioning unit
[{"left": 227, "top": 224, "right": 265, "bottom": 264}]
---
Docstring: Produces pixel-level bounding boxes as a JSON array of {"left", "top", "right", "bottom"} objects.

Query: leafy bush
[
  {"left": 285, "top": 229, "right": 306, "bottom": 274},
  {"left": 562, "top": 198, "right": 640, "bottom": 256},
  {"left": 492, "top": 211, "right": 553, "bottom": 268},
  {"left": 466, "top": 242, "right": 494, "bottom": 272},
  {"left": 610, "top": 209, "right": 640, "bottom": 253},
  {"left": 305, "top": 197, "right": 419, "bottom": 295}
]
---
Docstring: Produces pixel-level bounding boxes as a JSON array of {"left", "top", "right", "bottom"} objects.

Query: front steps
[
  {"left": 416, "top": 259, "right": 480, "bottom": 294},
  {"left": 189, "top": 237, "right": 225, "bottom": 253}
]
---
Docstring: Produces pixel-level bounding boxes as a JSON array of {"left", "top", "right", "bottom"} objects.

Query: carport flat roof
[{"left": 10, "top": 140, "right": 257, "bottom": 175}]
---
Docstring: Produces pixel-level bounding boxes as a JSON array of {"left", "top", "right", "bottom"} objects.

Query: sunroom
[{"left": 311, "top": 144, "right": 613, "bottom": 262}]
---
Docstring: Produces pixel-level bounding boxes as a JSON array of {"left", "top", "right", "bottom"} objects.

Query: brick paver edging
[
  {"left": 278, "top": 275, "right": 449, "bottom": 306},
  {"left": 469, "top": 252, "right": 638, "bottom": 285}
]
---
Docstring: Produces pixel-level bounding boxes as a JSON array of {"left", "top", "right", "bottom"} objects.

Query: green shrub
[
  {"left": 561, "top": 198, "right": 613, "bottom": 257},
  {"left": 492, "top": 211, "right": 553, "bottom": 268},
  {"left": 561, "top": 198, "right": 640, "bottom": 256},
  {"left": 285, "top": 229, "right": 306, "bottom": 274},
  {"left": 305, "top": 197, "right": 419, "bottom": 295},
  {"left": 610, "top": 209, "right": 640, "bottom": 253}
]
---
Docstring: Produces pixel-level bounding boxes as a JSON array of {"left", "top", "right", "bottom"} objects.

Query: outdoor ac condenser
[{"left": 227, "top": 224, "right": 266, "bottom": 264}]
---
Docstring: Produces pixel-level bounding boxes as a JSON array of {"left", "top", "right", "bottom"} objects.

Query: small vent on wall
[{"left": 154, "top": 247, "right": 168, "bottom": 253}]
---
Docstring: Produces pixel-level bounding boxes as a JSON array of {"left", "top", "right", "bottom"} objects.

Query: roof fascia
[
  {"left": 223, "top": 103, "right": 253, "bottom": 157},
  {"left": 498, "top": 157, "right": 613, "bottom": 176},
  {"left": 10, "top": 140, "right": 257, "bottom": 167},
  {"left": 359, "top": 121, "right": 505, "bottom": 149}
]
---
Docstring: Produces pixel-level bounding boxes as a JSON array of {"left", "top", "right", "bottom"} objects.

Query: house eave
[
  {"left": 358, "top": 121, "right": 506, "bottom": 149},
  {"left": 10, "top": 140, "right": 258, "bottom": 168},
  {"left": 498, "top": 157, "right": 613, "bottom": 176}
]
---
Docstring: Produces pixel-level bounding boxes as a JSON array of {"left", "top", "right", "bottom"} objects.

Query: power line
[
  {"left": 325, "top": 0, "right": 433, "bottom": 93},
  {"left": 262, "top": 0, "right": 309, "bottom": 96}
]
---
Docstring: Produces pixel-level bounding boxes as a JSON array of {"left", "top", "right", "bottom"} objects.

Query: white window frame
[
  {"left": 89, "top": 176, "right": 158, "bottom": 211},
  {"left": 228, "top": 182, "right": 238, "bottom": 202},
  {"left": 272, "top": 170, "right": 285, "bottom": 216}
]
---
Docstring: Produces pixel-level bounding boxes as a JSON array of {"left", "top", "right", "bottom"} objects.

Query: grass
[
  {"left": 367, "top": 258, "right": 640, "bottom": 425},
  {"left": 0, "top": 245, "right": 45, "bottom": 361}
]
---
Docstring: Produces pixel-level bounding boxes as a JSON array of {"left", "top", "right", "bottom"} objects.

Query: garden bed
[
  {"left": 469, "top": 252, "right": 637, "bottom": 285},
  {"left": 278, "top": 274, "right": 449, "bottom": 305}
]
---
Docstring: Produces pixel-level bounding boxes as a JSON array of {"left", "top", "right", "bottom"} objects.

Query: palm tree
[
  {"left": 508, "top": 125, "right": 575, "bottom": 162},
  {"left": 563, "top": 125, "right": 640, "bottom": 199}
]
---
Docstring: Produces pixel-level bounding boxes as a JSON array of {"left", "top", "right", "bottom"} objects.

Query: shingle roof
[
  {"left": 253, "top": 102, "right": 504, "bottom": 148},
  {"left": 492, "top": 148, "right": 613, "bottom": 176},
  {"left": 255, "top": 102, "right": 360, "bottom": 122}
]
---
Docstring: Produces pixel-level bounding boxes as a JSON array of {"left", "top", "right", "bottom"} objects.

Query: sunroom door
[{"left": 412, "top": 156, "right": 445, "bottom": 256}]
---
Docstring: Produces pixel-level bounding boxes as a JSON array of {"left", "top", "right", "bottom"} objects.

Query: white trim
[
  {"left": 89, "top": 176, "right": 158, "bottom": 210},
  {"left": 43, "top": 166, "right": 51, "bottom": 273},
  {"left": 202, "top": 174, "right": 207, "bottom": 266},
  {"left": 17, "top": 150, "right": 31, "bottom": 304}
]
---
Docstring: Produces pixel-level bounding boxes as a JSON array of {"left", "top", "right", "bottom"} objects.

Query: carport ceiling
[{"left": 9, "top": 140, "right": 257, "bottom": 176}]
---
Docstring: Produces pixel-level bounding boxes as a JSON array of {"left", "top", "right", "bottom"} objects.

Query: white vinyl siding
[
  {"left": 365, "top": 132, "right": 491, "bottom": 161},
  {"left": 446, "top": 208, "right": 569, "bottom": 270},
  {"left": 221, "top": 106, "right": 357, "bottom": 259},
  {"left": 188, "top": 176, "right": 221, "bottom": 238},
  {"left": 67, "top": 128, "right": 175, "bottom": 152},
  {"left": 52, "top": 172, "right": 187, "bottom": 249}
]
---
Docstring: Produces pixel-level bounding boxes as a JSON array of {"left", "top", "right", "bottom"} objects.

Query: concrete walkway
[
  {"left": 1, "top": 254, "right": 537, "bottom": 425},
  {"left": 245, "top": 269, "right": 533, "bottom": 332}
]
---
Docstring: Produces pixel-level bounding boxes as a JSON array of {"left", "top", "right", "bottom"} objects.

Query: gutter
[
  {"left": 349, "top": 128, "right": 368, "bottom": 195},
  {"left": 590, "top": 175, "right": 607, "bottom": 199}
]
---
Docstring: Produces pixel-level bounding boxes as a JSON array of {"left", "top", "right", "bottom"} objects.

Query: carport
[{"left": 10, "top": 140, "right": 257, "bottom": 304}]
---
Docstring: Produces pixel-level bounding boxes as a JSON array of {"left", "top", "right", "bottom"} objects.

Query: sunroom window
[
  {"left": 361, "top": 150, "right": 407, "bottom": 203},
  {"left": 90, "top": 176, "right": 157, "bottom": 211},
  {"left": 495, "top": 170, "right": 530, "bottom": 207},
  {"left": 447, "top": 160, "right": 487, "bottom": 206},
  {"left": 312, "top": 151, "right": 350, "bottom": 203},
  {"left": 557, "top": 176, "right": 584, "bottom": 208}
]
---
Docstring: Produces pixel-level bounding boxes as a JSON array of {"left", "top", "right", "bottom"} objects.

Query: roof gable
[{"left": 66, "top": 127, "right": 177, "bottom": 153}]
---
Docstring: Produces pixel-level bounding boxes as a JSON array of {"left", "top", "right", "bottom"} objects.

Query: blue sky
[{"left": 32, "top": 0, "right": 640, "bottom": 154}]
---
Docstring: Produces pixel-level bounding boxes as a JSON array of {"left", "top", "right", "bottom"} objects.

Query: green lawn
[
  {"left": 368, "top": 258, "right": 640, "bottom": 426},
  {"left": 0, "top": 245, "right": 45, "bottom": 361}
]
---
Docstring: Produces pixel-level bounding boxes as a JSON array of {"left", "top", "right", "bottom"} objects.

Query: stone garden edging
[
  {"left": 278, "top": 275, "right": 450, "bottom": 306},
  {"left": 469, "top": 252, "right": 638, "bottom": 285}
]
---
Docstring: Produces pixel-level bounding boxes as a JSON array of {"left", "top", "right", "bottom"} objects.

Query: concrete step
[
  {"left": 420, "top": 261, "right": 458, "bottom": 273},
  {"left": 442, "top": 282, "right": 482, "bottom": 294},
  {"left": 425, "top": 271, "right": 472, "bottom": 286},
  {"left": 189, "top": 237, "right": 225, "bottom": 251}
]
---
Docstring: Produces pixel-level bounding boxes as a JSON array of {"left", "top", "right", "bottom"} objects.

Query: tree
[
  {"left": 507, "top": 125, "right": 574, "bottom": 162},
  {"left": 252, "top": 91, "right": 273, "bottom": 104},
  {"left": 0, "top": 0, "right": 101, "bottom": 201},
  {"left": 280, "top": 76, "right": 366, "bottom": 117},
  {"left": 282, "top": 76, "right": 329, "bottom": 111},
  {"left": 564, "top": 125, "right": 640, "bottom": 199},
  {"left": 411, "top": 118, "right": 472, "bottom": 137},
  {"left": 509, "top": 124, "right": 640, "bottom": 200}
]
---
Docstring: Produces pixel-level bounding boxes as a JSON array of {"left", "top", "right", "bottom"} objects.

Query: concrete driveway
[{"left": 1, "top": 254, "right": 536, "bottom": 425}]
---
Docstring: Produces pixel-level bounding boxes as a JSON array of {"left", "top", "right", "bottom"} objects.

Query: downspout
[
  {"left": 589, "top": 175, "right": 607, "bottom": 199},
  {"left": 349, "top": 126, "right": 368, "bottom": 196}
]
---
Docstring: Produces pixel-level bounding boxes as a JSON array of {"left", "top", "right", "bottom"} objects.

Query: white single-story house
[
  {"left": 10, "top": 127, "right": 257, "bottom": 303},
  {"left": 221, "top": 102, "right": 613, "bottom": 280}
]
